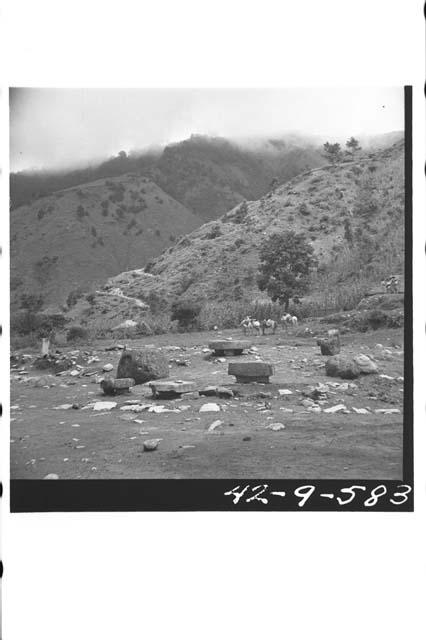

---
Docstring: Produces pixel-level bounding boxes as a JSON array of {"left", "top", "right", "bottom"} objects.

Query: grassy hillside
[
  {"left": 95, "top": 140, "right": 404, "bottom": 319},
  {"left": 10, "top": 174, "right": 201, "bottom": 309},
  {"left": 10, "top": 134, "right": 325, "bottom": 221},
  {"left": 149, "top": 135, "right": 324, "bottom": 221}
]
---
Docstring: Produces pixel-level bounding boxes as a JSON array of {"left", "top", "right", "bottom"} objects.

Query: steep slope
[
  {"left": 10, "top": 174, "right": 201, "bottom": 309},
  {"left": 149, "top": 135, "right": 324, "bottom": 220},
  {"left": 10, "top": 134, "right": 325, "bottom": 219},
  {"left": 99, "top": 140, "right": 404, "bottom": 310}
]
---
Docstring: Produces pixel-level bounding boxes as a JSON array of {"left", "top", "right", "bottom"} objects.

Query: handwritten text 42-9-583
[{"left": 224, "top": 483, "right": 412, "bottom": 509}]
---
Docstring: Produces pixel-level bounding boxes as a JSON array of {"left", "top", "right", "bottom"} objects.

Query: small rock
[
  {"left": 307, "top": 406, "right": 322, "bottom": 413},
  {"left": 143, "top": 439, "right": 161, "bottom": 452},
  {"left": 199, "top": 403, "right": 221, "bottom": 413},
  {"left": 278, "top": 389, "right": 293, "bottom": 395},
  {"left": 243, "top": 436, "right": 252, "bottom": 441},
  {"left": 353, "top": 354, "right": 378, "bottom": 375},
  {"left": 120, "top": 404, "right": 151, "bottom": 413},
  {"left": 148, "top": 405, "right": 180, "bottom": 413},
  {"left": 352, "top": 407, "right": 370, "bottom": 414},
  {"left": 53, "top": 404, "right": 74, "bottom": 410},
  {"left": 103, "top": 363, "right": 114, "bottom": 372},
  {"left": 208, "top": 419, "right": 224, "bottom": 432},
  {"left": 93, "top": 401, "right": 117, "bottom": 411},
  {"left": 324, "top": 404, "right": 347, "bottom": 414},
  {"left": 43, "top": 473, "right": 59, "bottom": 480},
  {"left": 266, "top": 423, "right": 285, "bottom": 431},
  {"left": 374, "top": 408, "right": 401, "bottom": 414}
]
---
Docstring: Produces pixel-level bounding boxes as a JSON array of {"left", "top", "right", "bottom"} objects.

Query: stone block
[
  {"left": 101, "top": 377, "right": 135, "bottom": 395},
  {"left": 208, "top": 340, "right": 251, "bottom": 356},
  {"left": 148, "top": 379, "right": 197, "bottom": 398},
  {"left": 228, "top": 361, "right": 274, "bottom": 383}
]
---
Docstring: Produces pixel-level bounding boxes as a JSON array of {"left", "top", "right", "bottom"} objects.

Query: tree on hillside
[
  {"left": 269, "top": 176, "right": 279, "bottom": 191},
  {"left": 257, "top": 231, "right": 318, "bottom": 310},
  {"left": 346, "top": 137, "right": 361, "bottom": 154},
  {"left": 323, "top": 142, "right": 343, "bottom": 164}
]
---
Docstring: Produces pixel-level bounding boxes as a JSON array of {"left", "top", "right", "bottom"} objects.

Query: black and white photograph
[{"left": 9, "top": 86, "right": 412, "bottom": 508}]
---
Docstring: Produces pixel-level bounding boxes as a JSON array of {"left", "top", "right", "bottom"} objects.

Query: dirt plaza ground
[{"left": 10, "top": 326, "right": 404, "bottom": 480}]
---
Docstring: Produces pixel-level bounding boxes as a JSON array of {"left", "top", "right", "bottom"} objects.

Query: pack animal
[
  {"left": 261, "top": 319, "right": 277, "bottom": 335},
  {"left": 281, "top": 314, "right": 298, "bottom": 329}
]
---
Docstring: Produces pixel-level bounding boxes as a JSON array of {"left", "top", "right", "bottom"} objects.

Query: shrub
[
  {"left": 205, "top": 223, "right": 223, "bottom": 240},
  {"left": 366, "top": 309, "right": 390, "bottom": 330},
  {"left": 66, "top": 326, "right": 88, "bottom": 342},
  {"left": 171, "top": 300, "right": 201, "bottom": 331},
  {"left": 66, "top": 288, "right": 84, "bottom": 308}
]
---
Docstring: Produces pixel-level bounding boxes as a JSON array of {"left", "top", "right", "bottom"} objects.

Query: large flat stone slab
[
  {"left": 148, "top": 379, "right": 197, "bottom": 398},
  {"left": 208, "top": 339, "right": 251, "bottom": 356},
  {"left": 228, "top": 361, "right": 274, "bottom": 383}
]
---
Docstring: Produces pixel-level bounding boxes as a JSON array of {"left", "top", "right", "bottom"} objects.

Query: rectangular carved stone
[
  {"left": 101, "top": 377, "right": 135, "bottom": 395},
  {"left": 208, "top": 340, "right": 251, "bottom": 356},
  {"left": 228, "top": 361, "right": 274, "bottom": 383}
]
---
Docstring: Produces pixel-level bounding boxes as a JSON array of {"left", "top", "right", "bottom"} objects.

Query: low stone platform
[
  {"left": 101, "top": 377, "right": 135, "bottom": 396},
  {"left": 148, "top": 379, "right": 197, "bottom": 399},
  {"left": 228, "top": 361, "right": 274, "bottom": 384},
  {"left": 208, "top": 339, "right": 251, "bottom": 356}
]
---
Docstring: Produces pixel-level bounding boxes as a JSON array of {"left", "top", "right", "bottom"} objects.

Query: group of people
[{"left": 240, "top": 314, "right": 298, "bottom": 335}]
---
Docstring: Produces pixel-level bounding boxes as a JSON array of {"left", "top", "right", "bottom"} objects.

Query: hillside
[
  {"left": 148, "top": 135, "right": 325, "bottom": 221},
  {"left": 91, "top": 140, "right": 404, "bottom": 319},
  {"left": 10, "top": 134, "right": 325, "bottom": 219},
  {"left": 10, "top": 174, "right": 201, "bottom": 309}
]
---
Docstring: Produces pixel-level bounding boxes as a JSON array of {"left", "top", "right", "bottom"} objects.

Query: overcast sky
[{"left": 10, "top": 87, "right": 404, "bottom": 172}]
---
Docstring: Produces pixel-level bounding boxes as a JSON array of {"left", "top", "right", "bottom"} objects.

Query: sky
[{"left": 9, "top": 87, "right": 404, "bottom": 172}]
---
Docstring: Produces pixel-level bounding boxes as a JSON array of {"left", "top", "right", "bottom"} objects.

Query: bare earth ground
[{"left": 10, "top": 327, "right": 404, "bottom": 480}]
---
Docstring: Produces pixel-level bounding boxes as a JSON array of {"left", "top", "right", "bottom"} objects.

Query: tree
[
  {"left": 323, "top": 142, "right": 343, "bottom": 164},
  {"left": 346, "top": 137, "right": 361, "bottom": 154},
  {"left": 257, "top": 231, "right": 317, "bottom": 310},
  {"left": 269, "top": 176, "right": 279, "bottom": 191}
]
